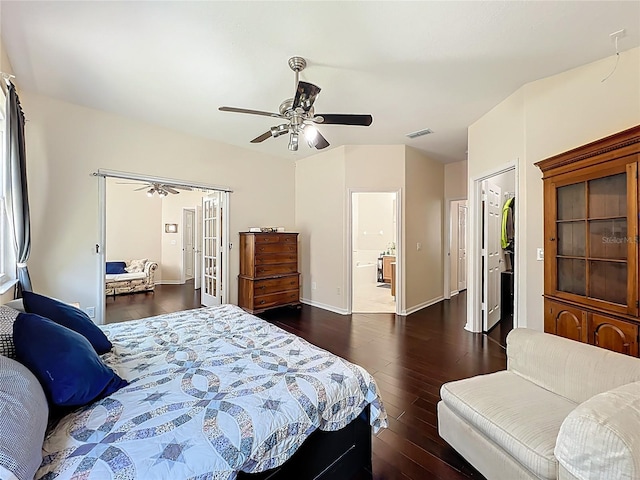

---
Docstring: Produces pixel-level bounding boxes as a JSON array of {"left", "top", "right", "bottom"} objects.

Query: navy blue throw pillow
[
  {"left": 106, "top": 261, "right": 127, "bottom": 274},
  {"left": 13, "top": 313, "right": 128, "bottom": 407},
  {"left": 22, "top": 291, "right": 112, "bottom": 354}
]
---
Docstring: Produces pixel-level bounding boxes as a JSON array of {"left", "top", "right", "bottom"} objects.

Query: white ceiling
[{"left": 2, "top": 1, "right": 639, "bottom": 163}]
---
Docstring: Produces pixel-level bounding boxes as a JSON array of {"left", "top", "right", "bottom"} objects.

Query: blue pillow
[
  {"left": 106, "top": 261, "right": 127, "bottom": 274},
  {"left": 13, "top": 313, "right": 128, "bottom": 407},
  {"left": 22, "top": 291, "right": 112, "bottom": 354}
]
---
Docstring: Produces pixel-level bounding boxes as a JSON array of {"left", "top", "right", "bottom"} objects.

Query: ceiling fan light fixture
[
  {"left": 147, "top": 188, "right": 155, "bottom": 197},
  {"left": 288, "top": 133, "right": 299, "bottom": 151},
  {"left": 270, "top": 123, "right": 288, "bottom": 138},
  {"left": 158, "top": 189, "right": 168, "bottom": 198},
  {"left": 304, "top": 125, "right": 318, "bottom": 147}
]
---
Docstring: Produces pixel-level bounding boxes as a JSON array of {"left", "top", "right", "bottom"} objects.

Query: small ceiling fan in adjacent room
[
  {"left": 219, "top": 56, "right": 373, "bottom": 151},
  {"left": 116, "top": 182, "right": 193, "bottom": 197}
]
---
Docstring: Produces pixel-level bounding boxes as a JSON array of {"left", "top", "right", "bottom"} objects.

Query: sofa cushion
[
  {"left": 555, "top": 381, "right": 640, "bottom": 480},
  {"left": 125, "top": 258, "right": 147, "bottom": 273},
  {"left": 22, "top": 291, "right": 112, "bottom": 354},
  {"left": 106, "top": 261, "right": 127, "bottom": 274},
  {"left": 105, "top": 272, "right": 147, "bottom": 283},
  {"left": 13, "top": 313, "right": 128, "bottom": 407},
  {"left": 0, "top": 354, "right": 48, "bottom": 480},
  {"left": 441, "top": 370, "right": 577, "bottom": 480}
]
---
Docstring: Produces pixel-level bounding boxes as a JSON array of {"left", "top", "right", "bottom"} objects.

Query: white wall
[
  {"left": 468, "top": 46, "right": 640, "bottom": 332},
  {"left": 353, "top": 192, "right": 395, "bottom": 264},
  {"left": 22, "top": 93, "right": 295, "bottom": 318}
]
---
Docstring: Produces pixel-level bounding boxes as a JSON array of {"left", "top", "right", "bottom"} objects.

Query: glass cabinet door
[{"left": 554, "top": 163, "right": 637, "bottom": 314}]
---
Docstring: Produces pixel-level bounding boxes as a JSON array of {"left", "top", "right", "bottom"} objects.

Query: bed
[{"left": 35, "top": 304, "right": 387, "bottom": 479}]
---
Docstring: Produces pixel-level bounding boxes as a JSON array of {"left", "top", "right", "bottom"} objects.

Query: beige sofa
[
  {"left": 105, "top": 261, "right": 158, "bottom": 296},
  {"left": 438, "top": 328, "right": 640, "bottom": 480}
]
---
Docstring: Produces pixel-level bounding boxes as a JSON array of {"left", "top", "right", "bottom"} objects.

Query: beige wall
[
  {"left": 160, "top": 189, "right": 206, "bottom": 283},
  {"left": 345, "top": 145, "right": 406, "bottom": 310},
  {"left": 296, "top": 144, "right": 444, "bottom": 314},
  {"left": 22, "top": 93, "right": 295, "bottom": 318},
  {"left": 468, "top": 46, "right": 640, "bottom": 332},
  {"left": 295, "top": 147, "right": 346, "bottom": 312},
  {"left": 444, "top": 160, "right": 468, "bottom": 200},
  {"left": 405, "top": 146, "right": 444, "bottom": 310},
  {"left": 105, "top": 180, "right": 162, "bottom": 271}
]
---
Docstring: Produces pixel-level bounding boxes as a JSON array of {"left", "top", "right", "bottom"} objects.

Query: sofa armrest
[
  {"left": 555, "top": 381, "right": 640, "bottom": 480},
  {"left": 144, "top": 262, "right": 158, "bottom": 285},
  {"left": 506, "top": 328, "right": 640, "bottom": 403}
]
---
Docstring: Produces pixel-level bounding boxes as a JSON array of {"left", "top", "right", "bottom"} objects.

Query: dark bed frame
[{"left": 238, "top": 405, "right": 372, "bottom": 480}]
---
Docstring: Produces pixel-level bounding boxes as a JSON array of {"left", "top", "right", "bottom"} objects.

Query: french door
[{"left": 201, "top": 192, "right": 229, "bottom": 307}]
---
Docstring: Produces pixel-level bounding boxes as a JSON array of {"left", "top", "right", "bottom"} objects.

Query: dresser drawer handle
[{"left": 259, "top": 300, "right": 266, "bottom": 305}]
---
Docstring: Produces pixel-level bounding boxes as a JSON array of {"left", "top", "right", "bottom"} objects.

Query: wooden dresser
[
  {"left": 238, "top": 232, "right": 300, "bottom": 314},
  {"left": 536, "top": 125, "right": 640, "bottom": 357}
]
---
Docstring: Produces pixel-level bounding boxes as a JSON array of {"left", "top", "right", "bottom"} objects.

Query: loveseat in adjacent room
[{"left": 105, "top": 259, "right": 158, "bottom": 296}]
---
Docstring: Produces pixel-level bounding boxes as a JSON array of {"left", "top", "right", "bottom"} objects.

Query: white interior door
[
  {"left": 183, "top": 209, "right": 195, "bottom": 280},
  {"left": 201, "top": 192, "right": 226, "bottom": 307},
  {"left": 483, "top": 181, "right": 501, "bottom": 331},
  {"left": 458, "top": 203, "right": 467, "bottom": 291},
  {"left": 194, "top": 205, "right": 202, "bottom": 290}
]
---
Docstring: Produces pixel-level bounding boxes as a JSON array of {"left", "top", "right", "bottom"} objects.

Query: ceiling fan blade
[
  {"left": 219, "top": 106, "right": 284, "bottom": 118},
  {"left": 315, "top": 114, "right": 373, "bottom": 126},
  {"left": 134, "top": 186, "right": 150, "bottom": 191},
  {"left": 314, "top": 131, "right": 330, "bottom": 150},
  {"left": 251, "top": 130, "right": 273, "bottom": 143},
  {"left": 293, "top": 81, "right": 321, "bottom": 112},
  {"left": 163, "top": 186, "right": 180, "bottom": 195},
  {"left": 168, "top": 185, "right": 193, "bottom": 191}
]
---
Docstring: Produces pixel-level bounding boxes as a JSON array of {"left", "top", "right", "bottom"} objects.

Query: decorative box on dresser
[
  {"left": 238, "top": 232, "right": 300, "bottom": 314},
  {"left": 536, "top": 125, "right": 640, "bottom": 357}
]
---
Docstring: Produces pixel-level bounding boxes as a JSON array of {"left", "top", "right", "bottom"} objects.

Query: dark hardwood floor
[
  {"left": 106, "top": 284, "right": 507, "bottom": 480},
  {"left": 105, "top": 280, "right": 201, "bottom": 324}
]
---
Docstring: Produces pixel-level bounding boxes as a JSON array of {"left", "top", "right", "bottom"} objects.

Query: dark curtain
[{"left": 4, "top": 81, "right": 32, "bottom": 295}]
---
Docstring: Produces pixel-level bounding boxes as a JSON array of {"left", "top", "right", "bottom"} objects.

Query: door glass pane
[
  {"left": 557, "top": 258, "right": 586, "bottom": 296},
  {"left": 589, "top": 260, "right": 627, "bottom": 305},
  {"left": 588, "top": 173, "right": 626, "bottom": 218},
  {"left": 589, "top": 219, "right": 627, "bottom": 260},
  {"left": 557, "top": 183, "right": 585, "bottom": 220},
  {"left": 557, "top": 221, "right": 586, "bottom": 256}
]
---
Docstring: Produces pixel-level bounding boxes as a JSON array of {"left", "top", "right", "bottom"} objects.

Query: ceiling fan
[
  {"left": 219, "top": 56, "right": 373, "bottom": 151},
  {"left": 116, "top": 182, "right": 192, "bottom": 197}
]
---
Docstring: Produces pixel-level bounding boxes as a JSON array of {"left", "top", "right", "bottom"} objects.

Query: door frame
[
  {"left": 347, "top": 188, "right": 403, "bottom": 315},
  {"left": 444, "top": 196, "right": 467, "bottom": 300},
  {"left": 181, "top": 208, "right": 196, "bottom": 284},
  {"left": 467, "top": 162, "right": 519, "bottom": 333},
  {"left": 95, "top": 169, "right": 232, "bottom": 325}
]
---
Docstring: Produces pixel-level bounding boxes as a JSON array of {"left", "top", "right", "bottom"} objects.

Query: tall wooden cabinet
[
  {"left": 536, "top": 125, "right": 640, "bottom": 357},
  {"left": 238, "top": 232, "right": 300, "bottom": 314}
]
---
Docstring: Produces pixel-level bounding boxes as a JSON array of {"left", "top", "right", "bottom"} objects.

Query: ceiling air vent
[{"left": 406, "top": 128, "right": 434, "bottom": 139}]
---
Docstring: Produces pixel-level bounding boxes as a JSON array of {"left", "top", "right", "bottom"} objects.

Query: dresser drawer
[
  {"left": 253, "top": 290, "right": 299, "bottom": 310},
  {"left": 255, "top": 263, "right": 297, "bottom": 277},
  {"left": 255, "top": 242, "right": 297, "bottom": 254},
  {"left": 255, "top": 233, "right": 297, "bottom": 244},
  {"left": 253, "top": 275, "right": 299, "bottom": 295},
  {"left": 255, "top": 252, "right": 298, "bottom": 265}
]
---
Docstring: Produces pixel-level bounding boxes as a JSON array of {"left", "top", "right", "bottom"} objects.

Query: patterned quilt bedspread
[{"left": 37, "top": 305, "right": 387, "bottom": 479}]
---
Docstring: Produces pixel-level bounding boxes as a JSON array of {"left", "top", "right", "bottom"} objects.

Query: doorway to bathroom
[{"left": 350, "top": 191, "right": 397, "bottom": 313}]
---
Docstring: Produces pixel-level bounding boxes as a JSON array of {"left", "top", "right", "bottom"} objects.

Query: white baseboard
[
  {"left": 300, "top": 298, "right": 349, "bottom": 315},
  {"left": 157, "top": 280, "right": 183, "bottom": 285},
  {"left": 402, "top": 295, "right": 444, "bottom": 315},
  {"left": 450, "top": 290, "right": 459, "bottom": 297}
]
